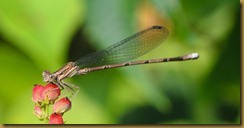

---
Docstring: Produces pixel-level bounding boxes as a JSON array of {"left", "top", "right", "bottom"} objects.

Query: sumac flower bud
[
  {"left": 32, "top": 85, "right": 44, "bottom": 104},
  {"left": 49, "top": 113, "right": 64, "bottom": 124},
  {"left": 42, "top": 83, "right": 60, "bottom": 104},
  {"left": 53, "top": 97, "right": 71, "bottom": 114},
  {"left": 33, "top": 105, "right": 44, "bottom": 120}
]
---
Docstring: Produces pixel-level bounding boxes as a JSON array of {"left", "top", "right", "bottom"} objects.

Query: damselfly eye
[{"left": 42, "top": 70, "right": 52, "bottom": 82}]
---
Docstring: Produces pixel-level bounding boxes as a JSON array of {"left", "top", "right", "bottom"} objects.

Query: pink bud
[
  {"left": 49, "top": 113, "right": 64, "bottom": 124},
  {"left": 53, "top": 97, "right": 71, "bottom": 114},
  {"left": 33, "top": 105, "right": 44, "bottom": 119},
  {"left": 32, "top": 85, "right": 44, "bottom": 104},
  {"left": 42, "top": 83, "right": 60, "bottom": 103}
]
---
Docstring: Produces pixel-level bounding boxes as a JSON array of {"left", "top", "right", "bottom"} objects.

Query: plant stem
[{"left": 43, "top": 104, "right": 49, "bottom": 124}]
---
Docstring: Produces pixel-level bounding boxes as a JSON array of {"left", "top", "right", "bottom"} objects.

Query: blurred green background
[{"left": 0, "top": 0, "right": 240, "bottom": 124}]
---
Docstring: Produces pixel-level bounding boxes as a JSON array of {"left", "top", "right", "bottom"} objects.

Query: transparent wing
[{"left": 74, "top": 26, "right": 169, "bottom": 68}]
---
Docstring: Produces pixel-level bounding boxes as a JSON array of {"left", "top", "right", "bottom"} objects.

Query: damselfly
[{"left": 42, "top": 26, "right": 199, "bottom": 97}]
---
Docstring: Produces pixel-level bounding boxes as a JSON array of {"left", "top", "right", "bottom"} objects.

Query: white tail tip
[
  {"left": 183, "top": 53, "right": 199, "bottom": 60},
  {"left": 189, "top": 53, "right": 199, "bottom": 59}
]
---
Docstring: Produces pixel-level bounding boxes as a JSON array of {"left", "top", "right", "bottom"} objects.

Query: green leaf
[{"left": 0, "top": 0, "right": 84, "bottom": 70}]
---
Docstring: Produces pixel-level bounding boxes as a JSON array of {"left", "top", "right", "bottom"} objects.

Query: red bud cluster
[{"left": 32, "top": 83, "right": 72, "bottom": 124}]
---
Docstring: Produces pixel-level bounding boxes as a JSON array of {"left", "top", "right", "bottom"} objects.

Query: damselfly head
[{"left": 42, "top": 70, "right": 54, "bottom": 82}]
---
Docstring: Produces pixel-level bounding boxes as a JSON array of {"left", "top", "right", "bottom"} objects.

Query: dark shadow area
[
  {"left": 201, "top": 10, "right": 240, "bottom": 123},
  {"left": 68, "top": 24, "right": 97, "bottom": 62},
  {"left": 119, "top": 94, "right": 191, "bottom": 124}
]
